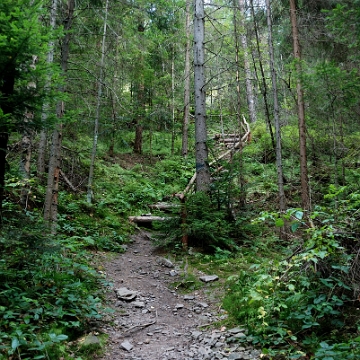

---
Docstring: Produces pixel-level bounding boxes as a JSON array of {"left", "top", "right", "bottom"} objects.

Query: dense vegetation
[{"left": 1, "top": 0, "right": 360, "bottom": 359}]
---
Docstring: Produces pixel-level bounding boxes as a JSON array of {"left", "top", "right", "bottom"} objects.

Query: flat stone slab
[
  {"left": 120, "top": 340, "right": 133, "bottom": 351},
  {"left": 199, "top": 275, "right": 219, "bottom": 282},
  {"left": 183, "top": 295, "right": 195, "bottom": 300},
  {"left": 115, "top": 287, "right": 138, "bottom": 301},
  {"left": 132, "top": 301, "right": 145, "bottom": 308},
  {"left": 228, "top": 327, "right": 246, "bottom": 334}
]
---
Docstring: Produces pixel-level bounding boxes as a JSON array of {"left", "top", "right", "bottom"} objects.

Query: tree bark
[
  {"left": 19, "top": 127, "right": 32, "bottom": 209},
  {"left": 238, "top": 0, "right": 256, "bottom": 123},
  {"left": 87, "top": 0, "right": 109, "bottom": 204},
  {"left": 37, "top": 0, "right": 58, "bottom": 181},
  {"left": 44, "top": 0, "right": 74, "bottom": 232},
  {"left": 194, "top": 0, "right": 210, "bottom": 192},
  {"left": 250, "top": 0, "right": 275, "bottom": 150},
  {"left": 266, "top": 0, "right": 286, "bottom": 214},
  {"left": 182, "top": 0, "right": 191, "bottom": 157},
  {"left": 290, "top": 0, "right": 310, "bottom": 212},
  {"left": 0, "top": 132, "right": 9, "bottom": 223}
]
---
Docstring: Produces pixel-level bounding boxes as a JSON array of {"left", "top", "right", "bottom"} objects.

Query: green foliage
[
  {"left": 0, "top": 218, "right": 107, "bottom": 359},
  {"left": 0, "top": 0, "right": 61, "bottom": 127},
  {"left": 156, "top": 191, "right": 238, "bottom": 252},
  {"left": 224, "top": 188, "right": 360, "bottom": 358}
]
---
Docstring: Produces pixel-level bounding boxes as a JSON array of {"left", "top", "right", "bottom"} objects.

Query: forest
[{"left": 0, "top": 0, "right": 360, "bottom": 359}]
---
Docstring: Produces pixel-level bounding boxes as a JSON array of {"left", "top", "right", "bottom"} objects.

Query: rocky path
[{"left": 99, "top": 230, "right": 263, "bottom": 360}]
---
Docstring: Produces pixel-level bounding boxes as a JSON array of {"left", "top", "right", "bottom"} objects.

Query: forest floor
[{"left": 97, "top": 229, "right": 264, "bottom": 360}]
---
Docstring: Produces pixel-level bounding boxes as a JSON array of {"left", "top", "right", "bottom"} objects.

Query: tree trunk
[
  {"left": 87, "top": 0, "right": 109, "bottom": 204},
  {"left": 44, "top": 0, "right": 74, "bottom": 232},
  {"left": 238, "top": 0, "right": 256, "bottom": 123},
  {"left": 37, "top": 0, "right": 58, "bottom": 181},
  {"left": 266, "top": 0, "right": 286, "bottom": 214},
  {"left": 194, "top": 0, "right": 210, "bottom": 192},
  {"left": 290, "top": 0, "right": 310, "bottom": 212},
  {"left": 182, "top": 0, "right": 191, "bottom": 157},
  {"left": 232, "top": 0, "right": 246, "bottom": 208},
  {"left": 250, "top": 0, "right": 275, "bottom": 150},
  {"left": 19, "top": 127, "right": 32, "bottom": 209},
  {"left": 171, "top": 46, "right": 176, "bottom": 156},
  {"left": 37, "top": 130, "right": 47, "bottom": 179},
  {"left": 0, "top": 132, "right": 9, "bottom": 223}
]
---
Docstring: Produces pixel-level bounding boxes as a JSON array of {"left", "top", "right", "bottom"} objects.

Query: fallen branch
[{"left": 121, "top": 321, "right": 156, "bottom": 335}]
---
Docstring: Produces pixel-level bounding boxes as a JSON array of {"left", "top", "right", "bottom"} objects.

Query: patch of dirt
[{"left": 98, "top": 230, "right": 262, "bottom": 360}]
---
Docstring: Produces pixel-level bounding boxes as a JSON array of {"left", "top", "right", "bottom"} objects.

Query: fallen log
[
  {"left": 128, "top": 215, "right": 169, "bottom": 223},
  {"left": 148, "top": 202, "right": 180, "bottom": 211}
]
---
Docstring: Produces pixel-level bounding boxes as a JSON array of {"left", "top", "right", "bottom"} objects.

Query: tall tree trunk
[
  {"left": 232, "top": 0, "right": 246, "bottom": 208},
  {"left": 171, "top": 46, "right": 176, "bottom": 156},
  {"left": 250, "top": 0, "right": 275, "bottom": 150},
  {"left": 266, "top": 0, "right": 286, "bottom": 214},
  {"left": 290, "top": 0, "right": 310, "bottom": 212},
  {"left": 37, "top": 0, "right": 58, "bottom": 181},
  {"left": 238, "top": 0, "right": 256, "bottom": 123},
  {"left": 0, "top": 132, "right": 9, "bottom": 224},
  {"left": 87, "top": 0, "right": 109, "bottom": 204},
  {"left": 194, "top": 0, "right": 210, "bottom": 192},
  {"left": 182, "top": 0, "right": 191, "bottom": 157},
  {"left": 19, "top": 126, "right": 33, "bottom": 209},
  {"left": 44, "top": 0, "right": 74, "bottom": 232},
  {"left": 37, "top": 130, "right": 47, "bottom": 178}
]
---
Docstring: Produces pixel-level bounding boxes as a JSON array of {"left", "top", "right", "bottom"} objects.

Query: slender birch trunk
[
  {"left": 87, "top": 0, "right": 109, "bottom": 204},
  {"left": 194, "top": 0, "right": 210, "bottom": 192}
]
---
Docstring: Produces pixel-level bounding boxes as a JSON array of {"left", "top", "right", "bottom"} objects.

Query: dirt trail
[{"left": 99, "top": 230, "right": 262, "bottom": 360}]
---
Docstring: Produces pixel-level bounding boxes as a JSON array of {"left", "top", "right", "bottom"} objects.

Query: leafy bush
[
  {"left": 223, "top": 189, "right": 360, "bottom": 358},
  {"left": 0, "top": 221, "right": 106, "bottom": 359}
]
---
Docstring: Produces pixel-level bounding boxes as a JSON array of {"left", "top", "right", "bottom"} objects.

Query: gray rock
[
  {"left": 227, "top": 327, "right": 246, "bottom": 334},
  {"left": 132, "top": 301, "right": 145, "bottom": 308},
  {"left": 156, "top": 257, "right": 174, "bottom": 268},
  {"left": 82, "top": 334, "right": 100, "bottom": 347},
  {"left": 175, "top": 303, "right": 184, "bottom": 309},
  {"left": 228, "top": 353, "right": 242, "bottom": 360},
  {"left": 191, "top": 331, "right": 203, "bottom": 339},
  {"left": 199, "top": 275, "right": 219, "bottom": 282},
  {"left": 120, "top": 340, "right": 133, "bottom": 351},
  {"left": 115, "top": 287, "right": 138, "bottom": 301},
  {"left": 184, "top": 295, "right": 195, "bottom": 300},
  {"left": 197, "top": 302, "right": 209, "bottom": 308},
  {"left": 169, "top": 270, "right": 178, "bottom": 276}
]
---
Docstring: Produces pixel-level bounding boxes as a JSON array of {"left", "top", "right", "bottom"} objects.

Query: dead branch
[{"left": 60, "top": 170, "right": 77, "bottom": 192}]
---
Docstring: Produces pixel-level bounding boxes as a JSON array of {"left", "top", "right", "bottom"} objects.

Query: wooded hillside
[{"left": 1, "top": 0, "right": 360, "bottom": 359}]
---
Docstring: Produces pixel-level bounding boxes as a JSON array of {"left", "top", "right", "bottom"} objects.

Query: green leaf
[
  {"left": 275, "top": 218, "right": 284, "bottom": 227},
  {"left": 11, "top": 337, "right": 19, "bottom": 350},
  {"left": 294, "top": 211, "right": 304, "bottom": 220},
  {"left": 290, "top": 222, "right": 300, "bottom": 232}
]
